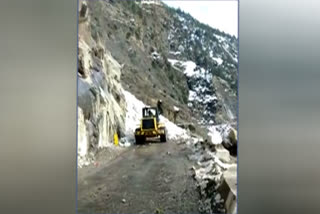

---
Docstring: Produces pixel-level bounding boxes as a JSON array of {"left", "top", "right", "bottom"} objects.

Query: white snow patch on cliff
[
  {"left": 214, "top": 34, "right": 227, "bottom": 42},
  {"left": 212, "top": 57, "right": 223, "bottom": 65},
  {"left": 207, "top": 126, "right": 223, "bottom": 145},
  {"left": 168, "top": 59, "right": 207, "bottom": 78},
  {"left": 188, "top": 90, "right": 197, "bottom": 101}
]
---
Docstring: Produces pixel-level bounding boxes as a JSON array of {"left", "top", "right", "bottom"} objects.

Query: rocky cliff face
[
  {"left": 78, "top": 1, "right": 127, "bottom": 167},
  {"left": 84, "top": 0, "right": 238, "bottom": 128}
]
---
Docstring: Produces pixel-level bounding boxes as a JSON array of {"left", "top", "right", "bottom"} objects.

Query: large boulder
[
  {"left": 78, "top": 52, "right": 86, "bottom": 78},
  {"left": 214, "top": 146, "right": 231, "bottom": 163},
  {"left": 228, "top": 127, "right": 237, "bottom": 146},
  {"left": 218, "top": 165, "right": 237, "bottom": 214},
  {"left": 221, "top": 126, "right": 237, "bottom": 155}
]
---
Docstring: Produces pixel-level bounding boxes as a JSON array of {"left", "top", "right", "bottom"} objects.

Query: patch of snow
[
  {"left": 168, "top": 59, "right": 200, "bottom": 78},
  {"left": 203, "top": 94, "right": 217, "bottom": 104},
  {"left": 212, "top": 57, "right": 223, "bottom": 65},
  {"left": 119, "top": 137, "right": 132, "bottom": 147},
  {"left": 188, "top": 90, "right": 197, "bottom": 101},
  {"left": 210, "top": 124, "right": 234, "bottom": 145},
  {"left": 123, "top": 91, "right": 145, "bottom": 143},
  {"left": 221, "top": 45, "right": 238, "bottom": 63},
  {"left": 159, "top": 115, "right": 189, "bottom": 141},
  {"left": 214, "top": 34, "right": 227, "bottom": 42},
  {"left": 169, "top": 51, "right": 181, "bottom": 56},
  {"left": 151, "top": 51, "right": 160, "bottom": 60},
  {"left": 139, "top": 0, "right": 161, "bottom": 5},
  {"left": 168, "top": 59, "right": 178, "bottom": 65},
  {"left": 178, "top": 15, "right": 185, "bottom": 22},
  {"left": 207, "top": 126, "right": 222, "bottom": 145},
  {"left": 183, "top": 61, "right": 198, "bottom": 77}
]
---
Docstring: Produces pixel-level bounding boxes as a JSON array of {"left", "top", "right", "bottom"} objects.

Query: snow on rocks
[
  {"left": 169, "top": 51, "right": 181, "bottom": 56},
  {"left": 188, "top": 135, "right": 236, "bottom": 213},
  {"left": 211, "top": 57, "right": 223, "bottom": 66},
  {"left": 168, "top": 59, "right": 198, "bottom": 78},
  {"left": 188, "top": 90, "right": 197, "bottom": 102},
  {"left": 119, "top": 137, "right": 132, "bottom": 147},
  {"left": 214, "top": 34, "right": 227, "bottom": 42},
  {"left": 207, "top": 126, "right": 223, "bottom": 145},
  {"left": 139, "top": 0, "right": 161, "bottom": 5},
  {"left": 213, "top": 124, "right": 236, "bottom": 147},
  {"left": 78, "top": 156, "right": 92, "bottom": 169},
  {"left": 168, "top": 58, "right": 217, "bottom": 122},
  {"left": 151, "top": 51, "right": 161, "bottom": 60}
]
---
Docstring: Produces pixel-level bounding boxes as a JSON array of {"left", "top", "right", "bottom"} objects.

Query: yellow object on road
[{"left": 114, "top": 133, "right": 119, "bottom": 146}]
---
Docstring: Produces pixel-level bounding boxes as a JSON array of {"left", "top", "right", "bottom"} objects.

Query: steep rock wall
[{"left": 78, "top": 1, "right": 126, "bottom": 167}]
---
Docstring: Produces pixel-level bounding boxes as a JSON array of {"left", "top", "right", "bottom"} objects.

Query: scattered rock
[
  {"left": 122, "top": 198, "right": 126, "bottom": 203},
  {"left": 92, "top": 45, "right": 105, "bottom": 60},
  {"left": 214, "top": 193, "right": 221, "bottom": 201},
  {"left": 78, "top": 53, "right": 87, "bottom": 78},
  {"left": 214, "top": 147, "right": 231, "bottom": 163}
]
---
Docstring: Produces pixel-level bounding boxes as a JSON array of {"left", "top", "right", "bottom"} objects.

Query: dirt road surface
[{"left": 78, "top": 141, "right": 200, "bottom": 214}]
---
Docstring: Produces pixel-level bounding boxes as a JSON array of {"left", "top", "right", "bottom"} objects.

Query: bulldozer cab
[
  {"left": 135, "top": 107, "right": 167, "bottom": 144},
  {"left": 142, "top": 107, "right": 159, "bottom": 122}
]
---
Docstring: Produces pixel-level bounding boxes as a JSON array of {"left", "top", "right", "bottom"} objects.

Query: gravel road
[{"left": 78, "top": 141, "right": 200, "bottom": 214}]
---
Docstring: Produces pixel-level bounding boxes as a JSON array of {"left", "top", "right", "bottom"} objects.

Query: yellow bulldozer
[{"left": 134, "top": 107, "right": 167, "bottom": 144}]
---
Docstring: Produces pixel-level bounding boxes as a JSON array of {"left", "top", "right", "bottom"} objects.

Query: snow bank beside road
[
  {"left": 159, "top": 116, "right": 189, "bottom": 141},
  {"left": 123, "top": 90, "right": 145, "bottom": 143}
]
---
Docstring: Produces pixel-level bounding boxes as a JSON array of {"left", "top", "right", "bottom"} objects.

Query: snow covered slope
[{"left": 168, "top": 59, "right": 218, "bottom": 124}]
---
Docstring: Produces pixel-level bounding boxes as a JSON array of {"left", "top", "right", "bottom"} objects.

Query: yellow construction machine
[{"left": 134, "top": 107, "right": 166, "bottom": 144}]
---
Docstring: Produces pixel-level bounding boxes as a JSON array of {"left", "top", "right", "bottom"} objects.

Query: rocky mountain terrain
[
  {"left": 86, "top": 0, "right": 238, "bottom": 126},
  {"left": 77, "top": 0, "right": 238, "bottom": 213}
]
